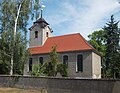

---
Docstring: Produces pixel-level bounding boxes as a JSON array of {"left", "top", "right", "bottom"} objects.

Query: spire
[
  {"left": 30, "top": 2, "right": 49, "bottom": 29},
  {"left": 40, "top": 2, "right": 45, "bottom": 18},
  {"left": 41, "top": 9, "right": 43, "bottom": 18}
]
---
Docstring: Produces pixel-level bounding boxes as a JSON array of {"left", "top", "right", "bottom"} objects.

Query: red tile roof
[{"left": 29, "top": 33, "right": 94, "bottom": 55}]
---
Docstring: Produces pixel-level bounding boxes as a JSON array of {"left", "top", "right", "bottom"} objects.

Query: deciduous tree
[
  {"left": 88, "top": 30, "right": 106, "bottom": 57},
  {"left": 0, "top": 0, "right": 41, "bottom": 75}
]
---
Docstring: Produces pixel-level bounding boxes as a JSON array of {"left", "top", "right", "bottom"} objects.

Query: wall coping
[{"left": 0, "top": 75, "right": 120, "bottom": 81}]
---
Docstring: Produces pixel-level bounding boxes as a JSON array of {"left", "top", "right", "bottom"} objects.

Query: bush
[
  {"left": 30, "top": 64, "right": 44, "bottom": 76},
  {"left": 43, "top": 61, "right": 57, "bottom": 77},
  {"left": 57, "top": 64, "right": 68, "bottom": 77}
]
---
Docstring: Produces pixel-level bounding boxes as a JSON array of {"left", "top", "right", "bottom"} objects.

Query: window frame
[
  {"left": 35, "top": 31, "right": 38, "bottom": 38},
  {"left": 29, "top": 58, "right": 32, "bottom": 72},
  {"left": 46, "top": 32, "right": 49, "bottom": 37},
  {"left": 39, "top": 57, "right": 44, "bottom": 65},
  {"left": 76, "top": 54, "right": 83, "bottom": 72},
  {"left": 63, "top": 55, "right": 69, "bottom": 66}
]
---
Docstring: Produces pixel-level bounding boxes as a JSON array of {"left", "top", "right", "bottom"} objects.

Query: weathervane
[{"left": 40, "top": 2, "right": 45, "bottom": 18}]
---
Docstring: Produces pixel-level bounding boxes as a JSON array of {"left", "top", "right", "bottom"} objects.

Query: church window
[
  {"left": 29, "top": 58, "right": 32, "bottom": 72},
  {"left": 63, "top": 55, "right": 68, "bottom": 66},
  {"left": 46, "top": 32, "right": 49, "bottom": 37},
  {"left": 35, "top": 31, "right": 38, "bottom": 38},
  {"left": 77, "top": 54, "right": 83, "bottom": 72},
  {"left": 39, "top": 57, "right": 43, "bottom": 65}
]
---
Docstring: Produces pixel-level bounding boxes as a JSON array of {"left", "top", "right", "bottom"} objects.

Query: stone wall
[{"left": 0, "top": 76, "right": 120, "bottom": 93}]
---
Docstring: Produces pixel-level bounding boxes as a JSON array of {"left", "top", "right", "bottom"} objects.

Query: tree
[
  {"left": 103, "top": 15, "right": 120, "bottom": 78},
  {"left": 0, "top": 0, "right": 41, "bottom": 75},
  {"left": 0, "top": 32, "right": 11, "bottom": 74},
  {"left": 44, "top": 46, "right": 59, "bottom": 76},
  {"left": 88, "top": 30, "right": 106, "bottom": 78},
  {"left": 88, "top": 30, "right": 106, "bottom": 57},
  {"left": 88, "top": 15, "right": 120, "bottom": 78},
  {"left": 43, "top": 46, "right": 68, "bottom": 77}
]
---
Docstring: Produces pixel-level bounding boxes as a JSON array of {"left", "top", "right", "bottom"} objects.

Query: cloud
[{"left": 46, "top": 0, "right": 120, "bottom": 39}]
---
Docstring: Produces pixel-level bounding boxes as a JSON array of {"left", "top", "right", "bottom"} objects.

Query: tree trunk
[{"left": 10, "top": 3, "right": 22, "bottom": 75}]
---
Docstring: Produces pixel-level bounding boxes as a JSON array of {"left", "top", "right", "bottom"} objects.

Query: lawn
[{"left": 0, "top": 88, "right": 43, "bottom": 93}]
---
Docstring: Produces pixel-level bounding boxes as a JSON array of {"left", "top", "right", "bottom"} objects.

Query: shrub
[
  {"left": 30, "top": 64, "right": 44, "bottom": 76},
  {"left": 57, "top": 64, "right": 68, "bottom": 77}
]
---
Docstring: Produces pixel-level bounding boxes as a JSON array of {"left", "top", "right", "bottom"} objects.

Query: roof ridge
[
  {"left": 48, "top": 33, "right": 80, "bottom": 39},
  {"left": 29, "top": 45, "right": 43, "bottom": 49}
]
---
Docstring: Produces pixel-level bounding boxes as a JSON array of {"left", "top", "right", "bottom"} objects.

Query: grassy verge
[{"left": 0, "top": 88, "right": 42, "bottom": 93}]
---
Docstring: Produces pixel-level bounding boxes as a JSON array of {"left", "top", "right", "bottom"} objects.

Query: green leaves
[
  {"left": 0, "top": 0, "right": 41, "bottom": 75},
  {"left": 88, "top": 30, "right": 106, "bottom": 57},
  {"left": 43, "top": 46, "right": 59, "bottom": 76},
  {"left": 57, "top": 64, "right": 68, "bottom": 77},
  {"left": 30, "top": 64, "right": 44, "bottom": 76},
  {"left": 104, "top": 15, "right": 120, "bottom": 78},
  {"left": 88, "top": 15, "right": 120, "bottom": 78},
  {"left": 49, "top": 46, "right": 59, "bottom": 64}
]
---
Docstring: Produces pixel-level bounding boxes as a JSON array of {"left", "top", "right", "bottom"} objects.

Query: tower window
[
  {"left": 39, "top": 57, "right": 43, "bottom": 65},
  {"left": 63, "top": 55, "right": 68, "bottom": 66},
  {"left": 77, "top": 54, "right": 83, "bottom": 72},
  {"left": 35, "top": 31, "right": 38, "bottom": 38},
  {"left": 29, "top": 58, "right": 32, "bottom": 72},
  {"left": 46, "top": 32, "right": 49, "bottom": 37}
]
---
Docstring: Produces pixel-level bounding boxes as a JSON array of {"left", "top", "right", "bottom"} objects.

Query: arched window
[
  {"left": 39, "top": 57, "right": 43, "bottom": 65},
  {"left": 77, "top": 54, "right": 83, "bottom": 72},
  {"left": 46, "top": 32, "right": 49, "bottom": 37},
  {"left": 29, "top": 58, "right": 32, "bottom": 72},
  {"left": 63, "top": 55, "right": 68, "bottom": 66},
  {"left": 35, "top": 31, "right": 38, "bottom": 38}
]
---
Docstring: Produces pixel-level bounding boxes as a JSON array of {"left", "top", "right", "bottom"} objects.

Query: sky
[{"left": 29, "top": 0, "right": 120, "bottom": 39}]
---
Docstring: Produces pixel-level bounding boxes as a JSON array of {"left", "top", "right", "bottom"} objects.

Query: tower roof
[
  {"left": 29, "top": 18, "right": 51, "bottom": 30},
  {"left": 34, "top": 18, "right": 49, "bottom": 25}
]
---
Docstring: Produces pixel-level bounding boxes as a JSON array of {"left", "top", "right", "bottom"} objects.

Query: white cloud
[{"left": 46, "top": 0, "right": 120, "bottom": 39}]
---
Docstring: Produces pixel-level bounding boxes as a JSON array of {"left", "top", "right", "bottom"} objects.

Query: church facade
[{"left": 24, "top": 18, "right": 101, "bottom": 79}]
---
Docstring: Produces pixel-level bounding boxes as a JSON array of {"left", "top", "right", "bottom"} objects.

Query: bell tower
[{"left": 29, "top": 3, "right": 53, "bottom": 48}]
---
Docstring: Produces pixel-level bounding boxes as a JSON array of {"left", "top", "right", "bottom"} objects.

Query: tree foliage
[
  {"left": 44, "top": 46, "right": 59, "bottom": 76},
  {"left": 30, "top": 64, "right": 44, "bottom": 76},
  {"left": 88, "top": 15, "right": 120, "bottom": 78},
  {"left": 88, "top": 30, "right": 106, "bottom": 56},
  {"left": 103, "top": 15, "right": 120, "bottom": 78},
  {"left": 57, "top": 64, "right": 68, "bottom": 77},
  {"left": 0, "top": 0, "right": 41, "bottom": 75},
  {"left": 0, "top": 32, "right": 11, "bottom": 74},
  {"left": 44, "top": 46, "right": 68, "bottom": 77}
]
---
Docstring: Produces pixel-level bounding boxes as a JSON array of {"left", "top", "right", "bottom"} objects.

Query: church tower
[
  {"left": 29, "top": 18, "right": 53, "bottom": 47},
  {"left": 29, "top": 3, "right": 53, "bottom": 47}
]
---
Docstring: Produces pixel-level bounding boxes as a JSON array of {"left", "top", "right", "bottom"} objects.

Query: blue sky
[{"left": 29, "top": 0, "right": 120, "bottom": 39}]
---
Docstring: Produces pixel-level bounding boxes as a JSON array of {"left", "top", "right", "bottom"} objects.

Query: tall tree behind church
[
  {"left": 103, "top": 15, "right": 120, "bottom": 78},
  {"left": 0, "top": 0, "right": 41, "bottom": 75}
]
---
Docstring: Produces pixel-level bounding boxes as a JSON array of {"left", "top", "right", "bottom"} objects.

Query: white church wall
[
  {"left": 92, "top": 52, "right": 101, "bottom": 79},
  {"left": 30, "top": 25, "right": 43, "bottom": 47},
  {"left": 24, "top": 50, "right": 97, "bottom": 78}
]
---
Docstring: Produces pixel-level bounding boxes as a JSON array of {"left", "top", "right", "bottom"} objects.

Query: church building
[{"left": 24, "top": 17, "right": 101, "bottom": 79}]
